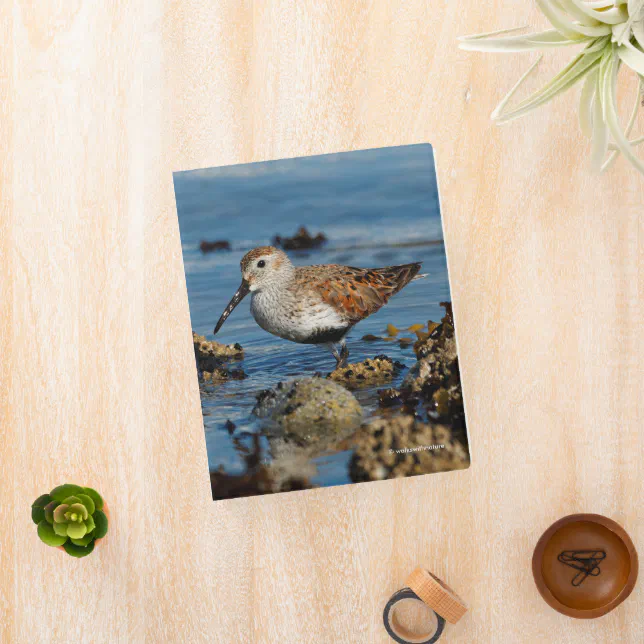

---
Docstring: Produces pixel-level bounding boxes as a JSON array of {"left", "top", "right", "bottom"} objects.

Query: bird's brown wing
[{"left": 300, "top": 263, "right": 422, "bottom": 324}]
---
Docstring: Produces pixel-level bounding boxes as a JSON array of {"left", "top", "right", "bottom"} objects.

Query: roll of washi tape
[
  {"left": 406, "top": 567, "right": 468, "bottom": 625},
  {"left": 383, "top": 588, "right": 446, "bottom": 644}
]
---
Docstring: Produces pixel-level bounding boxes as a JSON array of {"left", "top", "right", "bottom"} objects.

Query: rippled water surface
[{"left": 174, "top": 144, "right": 452, "bottom": 487}]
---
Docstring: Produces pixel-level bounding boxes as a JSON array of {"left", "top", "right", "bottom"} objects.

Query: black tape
[{"left": 383, "top": 588, "right": 446, "bottom": 644}]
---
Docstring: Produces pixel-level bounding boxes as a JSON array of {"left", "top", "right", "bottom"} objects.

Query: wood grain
[{"left": 1, "top": 1, "right": 642, "bottom": 642}]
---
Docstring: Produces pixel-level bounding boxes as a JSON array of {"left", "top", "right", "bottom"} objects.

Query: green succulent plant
[{"left": 32, "top": 484, "right": 108, "bottom": 558}]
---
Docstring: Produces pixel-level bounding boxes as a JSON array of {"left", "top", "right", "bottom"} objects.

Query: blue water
[{"left": 174, "top": 144, "right": 452, "bottom": 485}]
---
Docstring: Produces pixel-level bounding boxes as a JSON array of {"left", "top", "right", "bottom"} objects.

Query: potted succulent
[{"left": 31, "top": 484, "right": 109, "bottom": 558}]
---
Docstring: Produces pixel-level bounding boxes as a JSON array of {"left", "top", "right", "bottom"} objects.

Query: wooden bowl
[{"left": 532, "top": 514, "right": 638, "bottom": 619}]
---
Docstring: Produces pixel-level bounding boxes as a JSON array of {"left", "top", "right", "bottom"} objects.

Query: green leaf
[
  {"left": 53, "top": 522, "right": 68, "bottom": 537},
  {"left": 44, "top": 501, "right": 59, "bottom": 524},
  {"left": 84, "top": 514, "right": 96, "bottom": 534},
  {"left": 491, "top": 55, "right": 543, "bottom": 121},
  {"left": 459, "top": 28, "right": 584, "bottom": 52},
  {"left": 32, "top": 494, "right": 52, "bottom": 508},
  {"left": 82, "top": 487, "right": 104, "bottom": 511},
  {"left": 63, "top": 540, "right": 95, "bottom": 558},
  {"left": 564, "top": 0, "right": 627, "bottom": 25},
  {"left": 66, "top": 522, "right": 88, "bottom": 539},
  {"left": 61, "top": 496, "right": 82, "bottom": 506},
  {"left": 53, "top": 504, "right": 69, "bottom": 523},
  {"left": 617, "top": 44, "right": 644, "bottom": 76},
  {"left": 579, "top": 68, "right": 598, "bottom": 138},
  {"left": 76, "top": 493, "right": 95, "bottom": 516},
  {"left": 536, "top": 0, "right": 611, "bottom": 38},
  {"left": 603, "top": 51, "right": 644, "bottom": 174},
  {"left": 31, "top": 494, "right": 52, "bottom": 525},
  {"left": 633, "top": 21, "right": 644, "bottom": 50},
  {"left": 50, "top": 484, "right": 85, "bottom": 503},
  {"left": 494, "top": 47, "right": 603, "bottom": 123},
  {"left": 93, "top": 510, "right": 108, "bottom": 539},
  {"left": 458, "top": 25, "right": 529, "bottom": 41},
  {"left": 601, "top": 76, "right": 642, "bottom": 172},
  {"left": 617, "top": 0, "right": 644, "bottom": 44},
  {"left": 37, "top": 520, "right": 67, "bottom": 547},
  {"left": 590, "top": 84, "right": 609, "bottom": 171},
  {"left": 68, "top": 503, "right": 89, "bottom": 522},
  {"left": 70, "top": 531, "right": 95, "bottom": 547}
]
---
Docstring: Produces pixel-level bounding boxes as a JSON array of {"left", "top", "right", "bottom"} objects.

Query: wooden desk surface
[{"left": 1, "top": 1, "right": 641, "bottom": 642}]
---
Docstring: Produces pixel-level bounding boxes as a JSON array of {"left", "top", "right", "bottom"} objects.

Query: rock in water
[
  {"left": 273, "top": 226, "right": 327, "bottom": 250},
  {"left": 350, "top": 416, "right": 469, "bottom": 482},
  {"left": 252, "top": 377, "right": 363, "bottom": 444},
  {"left": 328, "top": 355, "right": 405, "bottom": 389},
  {"left": 200, "top": 239, "right": 231, "bottom": 253},
  {"left": 193, "top": 331, "right": 244, "bottom": 372},
  {"left": 400, "top": 302, "right": 465, "bottom": 429}
]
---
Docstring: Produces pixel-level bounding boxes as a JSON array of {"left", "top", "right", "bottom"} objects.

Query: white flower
[{"left": 460, "top": 0, "right": 644, "bottom": 174}]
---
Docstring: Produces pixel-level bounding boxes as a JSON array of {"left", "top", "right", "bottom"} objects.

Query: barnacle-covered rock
[
  {"left": 252, "top": 377, "right": 362, "bottom": 444},
  {"left": 193, "top": 331, "right": 244, "bottom": 372},
  {"left": 202, "top": 367, "right": 247, "bottom": 384},
  {"left": 396, "top": 303, "right": 466, "bottom": 430},
  {"left": 378, "top": 387, "right": 403, "bottom": 408},
  {"left": 328, "top": 355, "right": 405, "bottom": 389},
  {"left": 349, "top": 416, "right": 469, "bottom": 482},
  {"left": 403, "top": 304, "right": 459, "bottom": 392}
]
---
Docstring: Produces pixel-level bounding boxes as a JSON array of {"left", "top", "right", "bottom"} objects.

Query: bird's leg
[
  {"left": 338, "top": 340, "right": 349, "bottom": 368},
  {"left": 326, "top": 341, "right": 349, "bottom": 370}
]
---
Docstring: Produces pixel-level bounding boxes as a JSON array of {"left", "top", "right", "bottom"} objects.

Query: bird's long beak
[{"left": 213, "top": 279, "right": 250, "bottom": 335}]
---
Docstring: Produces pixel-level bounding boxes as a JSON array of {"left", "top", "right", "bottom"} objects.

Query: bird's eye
[{"left": 257, "top": 260, "right": 266, "bottom": 268}]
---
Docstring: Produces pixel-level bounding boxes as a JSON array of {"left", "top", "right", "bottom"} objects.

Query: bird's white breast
[{"left": 250, "top": 287, "right": 345, "bottom": 343}]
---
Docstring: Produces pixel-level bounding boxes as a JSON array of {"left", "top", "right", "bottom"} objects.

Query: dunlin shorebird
[{"left": 213, "top": 246, "right": 426, "bottom": 368}]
